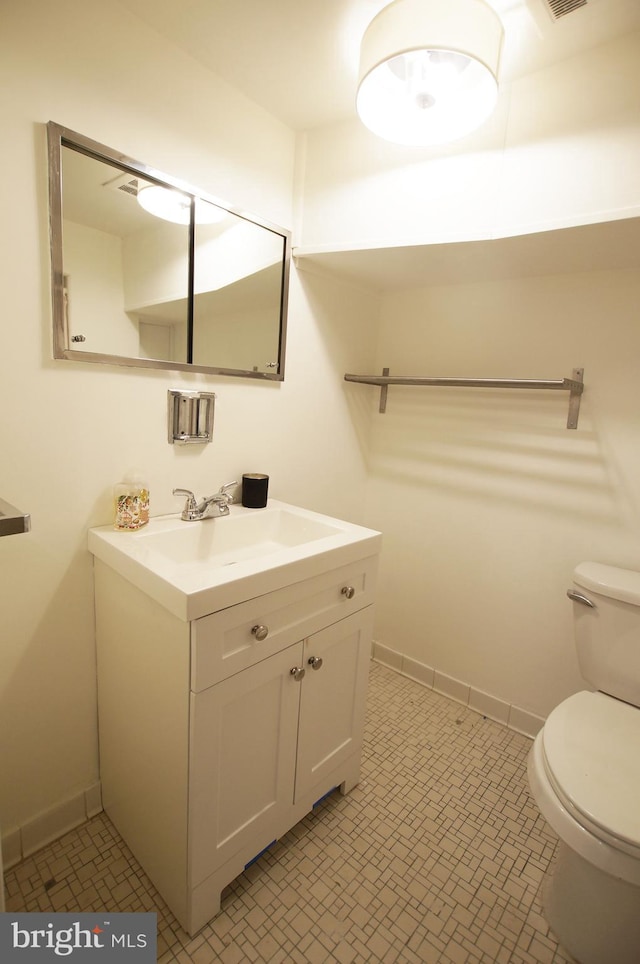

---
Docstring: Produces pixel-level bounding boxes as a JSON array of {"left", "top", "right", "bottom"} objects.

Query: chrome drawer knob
[
  {"left": 290, "top": 666, "right": 305, "bottom": 681},
  {"left": 341, "top": 586, "right": 355, "bottom": 600},
  {"left": 308, "top": 656, "right": 323, "bottom": 671},
  {"left": 251, "top": 624, "right": 269, "bottom": 641}
]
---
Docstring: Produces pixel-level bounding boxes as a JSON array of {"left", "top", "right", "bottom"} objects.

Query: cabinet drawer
[{"left": 191, "top": 555, "right": 378, "bottom": 691}]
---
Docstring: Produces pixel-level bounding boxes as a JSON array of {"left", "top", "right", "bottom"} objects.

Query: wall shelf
[{"left": 344, "top": 367, "right": 585, "bottom": 429}]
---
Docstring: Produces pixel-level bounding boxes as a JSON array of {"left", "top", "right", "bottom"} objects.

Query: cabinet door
[
  {"left": 295, "top": 606, "right": 374, "bottom": 804},
  {"left": 189, "top": 642, "right": 303, "bottom": 886}
]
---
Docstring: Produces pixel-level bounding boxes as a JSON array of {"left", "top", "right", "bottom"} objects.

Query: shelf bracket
[
  {"left": 565, "top": 367, "right": 584, "bottom": 430},
  {"left": 379, "top": 367, "right": 390, "bottom": 414}
]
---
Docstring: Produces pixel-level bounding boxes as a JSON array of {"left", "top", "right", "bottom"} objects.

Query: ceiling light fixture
[
  {"left": 356, "top": 0, "right": 504, "bottom": 146},
  {"left": 137, "top": 185, "right": 227, "bottom": 225}
]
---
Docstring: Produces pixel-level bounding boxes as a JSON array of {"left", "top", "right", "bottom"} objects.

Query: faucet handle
[
  {"left": 173, "top": 488, "right": 201, "bottom": 522},
  {"left": 218, "top": 480, "right": 238, "bottom": 503},
  {"left": 173, "top": 487, "right": 197, "bottom": 508}
]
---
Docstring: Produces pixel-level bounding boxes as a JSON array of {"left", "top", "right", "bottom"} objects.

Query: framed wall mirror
[{"left": 47, "top": 122, "right": 290, "bottom": 379}]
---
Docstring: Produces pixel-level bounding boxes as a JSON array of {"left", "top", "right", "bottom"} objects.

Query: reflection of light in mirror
[
  {"left": 48, "top": 121, "right": 290, "bottom": 379},
  {"left": 137, "top": 185, "right": 227, "bottom": 225}
]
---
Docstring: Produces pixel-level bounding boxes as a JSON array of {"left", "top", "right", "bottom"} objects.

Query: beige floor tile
[{"left": 4, "top": 662, "right": 574, "bottom": 963}]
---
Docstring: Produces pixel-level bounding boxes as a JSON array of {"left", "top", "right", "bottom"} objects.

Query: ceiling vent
[
  {"left": 543, "top": 0, "right": 588, "bottom": 20},
  {"left": 102, "top": 171, "right": 148, "bottom": 197}
]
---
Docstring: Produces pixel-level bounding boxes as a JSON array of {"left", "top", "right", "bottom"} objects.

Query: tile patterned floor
[{"left": 4, "top": 662, "right": 573, "bottom": 963}]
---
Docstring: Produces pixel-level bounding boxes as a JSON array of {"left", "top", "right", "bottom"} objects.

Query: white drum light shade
[{"left": 357, "top": 0, "right": 504, "bottom": 146}]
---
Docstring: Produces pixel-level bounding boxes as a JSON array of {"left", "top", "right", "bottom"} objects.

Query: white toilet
[{"left": 527, "top": 562, "right": 640, "bottom": 964}]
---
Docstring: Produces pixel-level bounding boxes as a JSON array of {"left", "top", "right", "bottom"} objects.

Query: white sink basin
[
  {"left": 136, "top": 506, "right": 342, "bottom": 565},
  {"left": 88, "top": 500, "right": 381, "bottom": 620}
]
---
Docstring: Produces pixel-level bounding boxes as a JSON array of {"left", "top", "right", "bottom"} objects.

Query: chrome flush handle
[{"left": 566, "top": 589, "right": 596, "bottom": 608}]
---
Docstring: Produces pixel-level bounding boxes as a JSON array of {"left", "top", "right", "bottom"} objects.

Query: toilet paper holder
[{"left": 167, "top": 389, "right": 215, "bottom": 445}]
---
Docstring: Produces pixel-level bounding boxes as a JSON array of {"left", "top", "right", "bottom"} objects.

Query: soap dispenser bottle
[{"left": 114, "top": 471, "right": 150, "bottom": 530}]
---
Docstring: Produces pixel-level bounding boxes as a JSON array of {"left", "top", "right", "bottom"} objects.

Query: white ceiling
[{"left": 118, "top": 0, "right": 640, "bottom": 131}]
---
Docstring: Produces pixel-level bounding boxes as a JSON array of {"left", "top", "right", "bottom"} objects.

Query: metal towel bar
[{"left": 344, "top": 367, "right": 584, "bottom": 429}]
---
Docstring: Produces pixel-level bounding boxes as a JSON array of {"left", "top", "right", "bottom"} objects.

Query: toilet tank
[{"left": 570, "top": 562, "right": 640, "bottom": 708}]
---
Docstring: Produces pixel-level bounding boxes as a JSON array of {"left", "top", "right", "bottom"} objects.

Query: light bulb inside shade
[
  {"left": 137, "top": 185, "right": 227, "bottom": 225},
  {"left": 357, "top": 47, "right": 498, "bottom": 146}
]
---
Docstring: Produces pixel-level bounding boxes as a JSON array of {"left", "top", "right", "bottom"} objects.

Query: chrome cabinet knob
[
  {"left": 341, "top": 586, "right": 355, "bottom": 600},
  {"left": 308, "top": 656, "right": 323, "bottom": 671},
  {"left": 251, "top": 624, "right": 269, "bottom": 641},
  {"left": 290, "top": 666, "right": 305, "bottom": 681}
]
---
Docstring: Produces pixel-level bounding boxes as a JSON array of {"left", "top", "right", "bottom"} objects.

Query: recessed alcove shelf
[{"left": 293, "top": 216, "right": 640, "bottom": 291}]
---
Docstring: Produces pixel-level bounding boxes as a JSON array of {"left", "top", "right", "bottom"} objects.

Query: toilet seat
[{"left": 541, "top": 690, "right": 640, "bottom": 857}]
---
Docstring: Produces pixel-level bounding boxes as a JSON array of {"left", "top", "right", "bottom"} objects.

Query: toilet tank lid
[{"left": 573, "top": 562, "right": 640, "bottom": 606}]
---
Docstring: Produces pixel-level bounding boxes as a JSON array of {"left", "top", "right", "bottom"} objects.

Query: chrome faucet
[{"left": 173, "top": 481, "right": 237, "bottom": 521}]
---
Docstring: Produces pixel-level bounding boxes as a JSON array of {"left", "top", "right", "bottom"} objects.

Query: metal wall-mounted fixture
[
  {"left": 168, "top": 390, "right": 215, "bottom": 445},
  {"left": 0, "top": 496, "right": 31, "bottom": 537},
  {"left": 345, "top": 367, "right": 585, "bottom": 429},
  {"left": 356, "top": 0, "right": 504, "bottom": 146}
]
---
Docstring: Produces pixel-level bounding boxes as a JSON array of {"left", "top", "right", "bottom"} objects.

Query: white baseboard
[
  {"left": 2, "top": 782, "right": 103, "bottom": 870},
  {"left": 372, "top": 643, "right": 545, "bottom": 739}
]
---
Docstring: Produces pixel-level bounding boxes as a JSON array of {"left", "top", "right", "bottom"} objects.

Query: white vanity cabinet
[{"left": 94, "top": 550, "right": 378, "bottom": 935}]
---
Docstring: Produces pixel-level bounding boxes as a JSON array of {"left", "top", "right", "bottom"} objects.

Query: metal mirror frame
[{"left": 47, "top": 121, "right": 290, "bottom": 380}]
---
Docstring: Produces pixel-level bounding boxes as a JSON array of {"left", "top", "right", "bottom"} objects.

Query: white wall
[
  {"left": 364, "top": 268, "right": 640, "bottom": 720},
  {"left": 0, "top": 0, "right": 377, "bottom": 850}
]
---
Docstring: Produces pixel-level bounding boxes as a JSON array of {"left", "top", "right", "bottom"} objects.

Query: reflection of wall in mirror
[
  {"left": 63, "top": 220, "right": 139, "bottom": 357},
  {"left": 194, "top": 219, "right": 282, "bottom": 294},
  {"left": 122, "top": 221, "right": 189, "bottom": 312},
  {"left": 191, "top": 220, "right": 283, "bottom": 371},
  {"left": 138, "top": 321, "right": 185, "bottom": 362},
  {"left": 192, "top": 301, "right": 279, "bottom": 373},
  {"left": 121, "top": 221, "right": 189, "bottom": 363},
  {"left": 121, "top": 211, "right": 284, "bottom": 371},
  {"left": 64, "top": 219, "right": 186, "bottom": 362}
]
